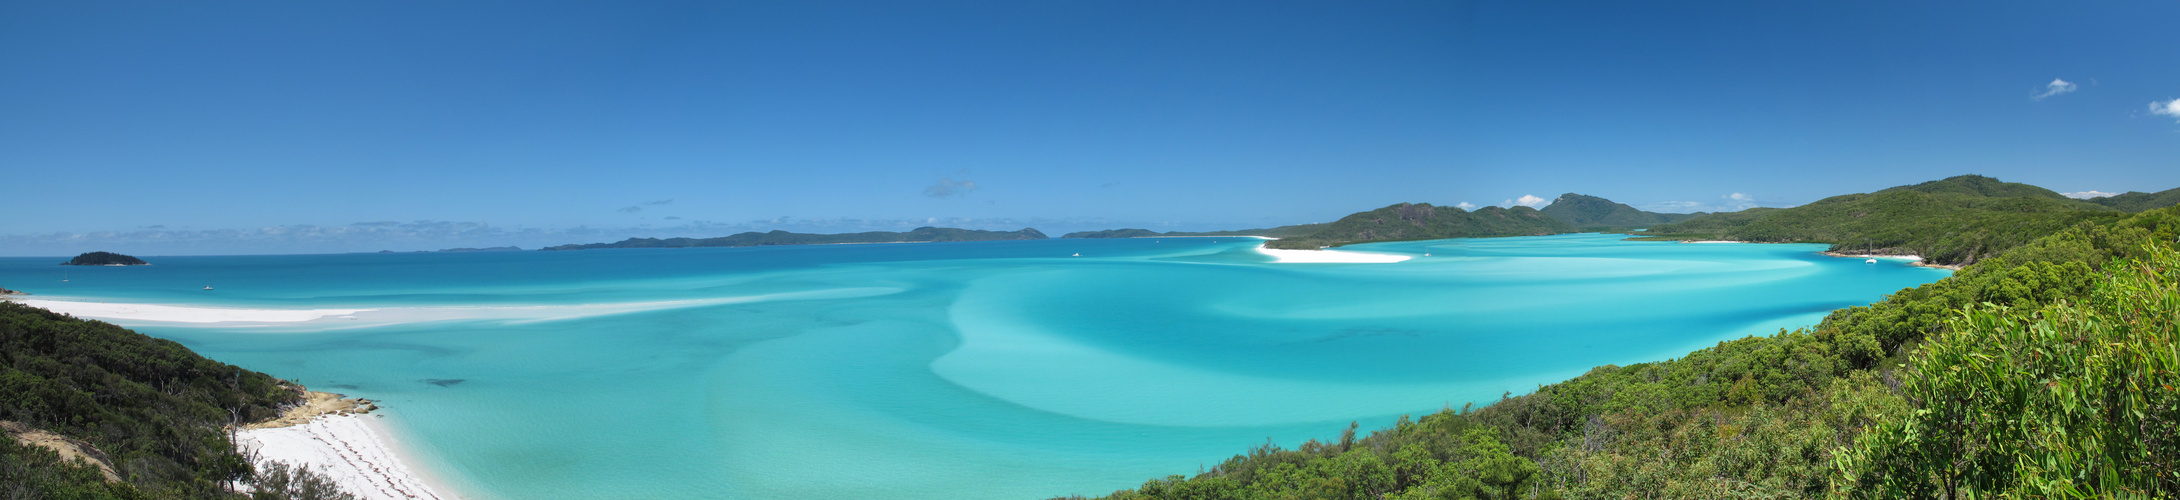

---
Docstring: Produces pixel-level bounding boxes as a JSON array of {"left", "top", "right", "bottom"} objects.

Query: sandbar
[{"left": 1255, "top": 244, "right": 1412, "bottom": 263}]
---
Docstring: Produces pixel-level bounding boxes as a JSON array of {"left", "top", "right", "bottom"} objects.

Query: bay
[{"left": 0, "top": 234, "right": 1948, "bottom": 499}]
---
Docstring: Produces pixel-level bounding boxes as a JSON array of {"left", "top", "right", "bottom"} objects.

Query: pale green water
[{"left": 0, "top": 234, "right": 1948, "bottom": 498}]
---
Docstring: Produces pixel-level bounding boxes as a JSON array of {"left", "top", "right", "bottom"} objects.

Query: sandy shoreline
[
  {"left": 237, "top": 391, "right": 457, "bottom": 500},
  {"left": 1821, "top": 251, "right": 1963, "bottom": 270}
]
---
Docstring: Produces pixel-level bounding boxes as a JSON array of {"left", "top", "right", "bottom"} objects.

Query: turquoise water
[{"left": 0, "top": 235, "right": 1948, "bottom": 499}]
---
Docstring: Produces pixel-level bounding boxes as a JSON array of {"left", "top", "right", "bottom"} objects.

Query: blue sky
[{"left": 3, "top": 1, "right": 2177, "bottom": 255}]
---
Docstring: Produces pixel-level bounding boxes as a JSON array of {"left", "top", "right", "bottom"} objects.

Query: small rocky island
[
  {"left": 63, "top": 251, "right": 148, "bottom": 266},
  {"left": 0, "top": 285, "right": 24, "bottom": 295}
]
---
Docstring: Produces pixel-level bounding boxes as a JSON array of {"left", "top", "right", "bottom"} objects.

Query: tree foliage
[{"left": 1835, "top": 246, "right": 2180, "bottom": 498}]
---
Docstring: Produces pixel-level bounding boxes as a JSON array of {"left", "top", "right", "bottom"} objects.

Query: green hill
[
  {"left": 1643, "top": 175, "right": 2129, "bottom": 265},
  {"left": 1080, "top": 205, "right": 2180, "bottom": 500},
  {"left": 1264, "top": 203, "right": 1576, "bottom": 250},
  {"left": 2084, "top": 186, "right": 2180, "bottom": 213},
  {"left": 1538, "top": 193, "right": 1701, "bottom": 229},
  {"left": 540, "top": 227, "right": 1048, "bottom": 251},
  {"left": 1, "top": 301, "right": 303, "bottom": 498}
]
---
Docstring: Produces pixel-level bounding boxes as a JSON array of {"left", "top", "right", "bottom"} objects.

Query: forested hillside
[
  {"left": 1265, "top": 204, "right": 1574, "bottom": 250},
  {"left": 2086, "top": 186, "right": 2180, "bottom": 213},
  {"left": 1537, "top": 193, "right": 1699, "bottom": 229},
  {"left": 1643, "top": 176, "right": 2136, "bottom": 265},
  {"left": 0, "top": 301, "right": 302, "bottom": 498},
  {"left": 1073, "top": 205, "right": 2180, "bottom": 499}
]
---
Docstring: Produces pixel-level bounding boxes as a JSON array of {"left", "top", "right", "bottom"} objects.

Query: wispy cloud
[
  {"left": 1455, "top": 202, "right": 1478, "bottom": 210},
  {"left": 617, "top": 199, "right": 675, "bottom": 213},
  {"left": 2152, "top": 98, "right": 2180, "bottom": 122},
  {"left": 2062, "top": 190, "right": 2118, "bottom": 199},
  {"left": 1503, "top": 195, "right": 1547, "bottom": 208},
  {"left": 2032, "top": 78, "right": 2078, "bottom": 100},
  {"left": 924, "top": 177, "right": 978, "bottom": 198}
]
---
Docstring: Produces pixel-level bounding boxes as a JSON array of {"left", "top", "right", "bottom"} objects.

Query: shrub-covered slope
[{"left": 1, "top": 301, "right": 301, "bottom": 498}]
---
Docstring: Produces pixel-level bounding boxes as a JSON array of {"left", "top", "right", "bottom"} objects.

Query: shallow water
[{"left": 0, "top": 235, "right": 1948, "bottom": 499}]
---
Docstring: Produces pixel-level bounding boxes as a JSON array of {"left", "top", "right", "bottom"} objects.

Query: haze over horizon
[{"left": 5, "top": 1, "right": 2177, "bottom": 256}]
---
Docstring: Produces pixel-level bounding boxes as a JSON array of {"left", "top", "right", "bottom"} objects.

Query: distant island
[
  {"left": 1265, "top": 203, "right": 1575, "bottom": 249},
  {"left": 1060, "top": 224, "right": 1331, "bottom": 239},
  {"left": 540, "top": 227, "right": 1049, "bottom": 251},
  {"left": 0, "top": 285, "right": 24, "bottom": 296},
  {"left": 439, "top": 246, "right": 523, "bottom": 252},
  {"left": 62, "top": 251, "right": 147, "bottom": 266}
]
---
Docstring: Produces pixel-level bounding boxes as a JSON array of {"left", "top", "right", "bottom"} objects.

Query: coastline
[
  {"left": 1821, "top": 250, "right": 1963, "bottom": 271},
  {"left": 237, "top": 391, "right": 459, "bottom": 500}
]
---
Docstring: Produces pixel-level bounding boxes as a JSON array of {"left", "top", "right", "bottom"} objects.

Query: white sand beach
[
  {"left": 237, "top": 413, "right": 455, "bottom": 500},
  {"left": 12, "top": 299, "right": 371, "bottom": 323},
  {"left": 1255, "top": 244, "right": 1413, "bottom": 263}
]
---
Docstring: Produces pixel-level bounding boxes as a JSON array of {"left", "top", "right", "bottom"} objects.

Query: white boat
[
  {"left": 1072, "top": 253, "right": 1081, "bottom": 257},
  {"left": 1865, "top": 258, "right": 1877, "bottom": 264},
  {"left": 203, "top": 285, "right": 214, "bottom": 290}
]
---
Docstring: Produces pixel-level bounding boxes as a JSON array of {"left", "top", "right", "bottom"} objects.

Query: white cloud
[
  {"left": 1503, "top": 195, "right": 1547, "bottom": 208},
  {"left": 1455, "top": 202, "right": 1478, "bottom": 210},
  {"left": 2062, "top": 190, "right": 2118, "bottom": 199},
  {"left": 2032, "top": 78, "right": 2078, "bottom": 100},
  {"left": 2152, "top": 98, "right": 2180, "bottom": 122},
  {"left": 1727, "top": 193, "right": 1753, "bottom": 202}
]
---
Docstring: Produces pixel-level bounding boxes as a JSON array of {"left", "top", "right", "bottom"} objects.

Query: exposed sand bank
[
  {"left": 237, "top": 392, "right": 454, "bottom": 500},
  {"left": 6, "top": 287, "right": 899, "bottom": 327},
  {"left": 1255, "top": 244, "right": 1413, "bottom": 263}
]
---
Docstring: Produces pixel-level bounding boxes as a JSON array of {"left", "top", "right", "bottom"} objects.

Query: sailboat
[
  {"left": 203, "top": 285, "right": 214, "bottom": 290},
  {"left": 1071, "top": 253, "right": 1081, "bottom": 257},
  {"left": 1866, "top": 258, "right": 1877, "bottom": 264},
  {"left": 61, "top": 271, "right": 68, "bottom": 282}
]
